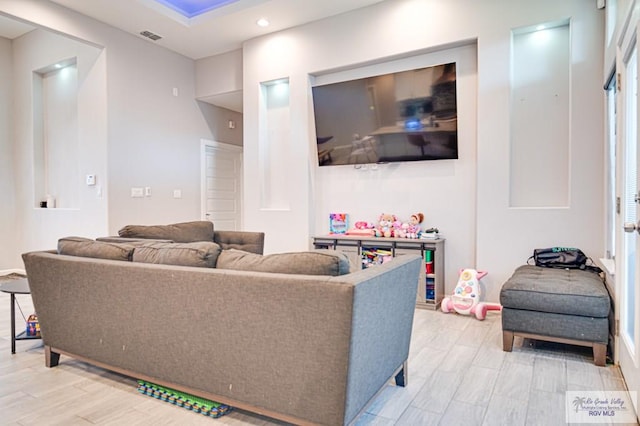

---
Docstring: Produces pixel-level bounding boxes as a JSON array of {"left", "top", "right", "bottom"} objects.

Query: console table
[
  {"left": 312, "top": 235, "right": 445, "bottom": 310},
  {"left": 0, "top": 278, "right": 41, "bottom": 354}
]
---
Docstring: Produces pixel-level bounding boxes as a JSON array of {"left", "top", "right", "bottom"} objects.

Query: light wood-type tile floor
[{"left": 0, "top": 283, "right": 636, "bottom": 426}]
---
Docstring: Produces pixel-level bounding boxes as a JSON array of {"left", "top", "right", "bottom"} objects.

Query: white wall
[
  {"left": 476, "top": 2, "right": 604, "bottom": 301},
  {"left": 0, "top": 0, "right": 220, "bottom": 266},
  {"left": 196, "top": 49, "right": 242, "bottom": 98},
  {"left": 11, "top": 28, "right": 107, "bottom": 260},
  {"left": 198, "top": 101, "right": 243, "bottom": 147},
  {"left": 243, "top": 0, "right": 605, "bottom": 301},
  {"left": 103, "top": 27, "right": 214, "bottom": 231},
  {"left": 195, "top": 50, "right": 243, "bottom": 145},
  {"left": 314, "top": 44, "right": 478, "bottom": 289},
  {"left": 0, "top": 36, "right": 16, "bottom": 270}
]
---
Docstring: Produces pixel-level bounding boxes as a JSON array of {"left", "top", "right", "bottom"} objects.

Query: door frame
[
  {"left": 615, "top": 4, "right": 640, "bottom": 417},
  {"left": 200, "top": 139, "right": 243, "bottom": 228}
]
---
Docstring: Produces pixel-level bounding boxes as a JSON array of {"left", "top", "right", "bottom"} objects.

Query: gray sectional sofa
[
  {"left": 22, "top": 222, "right": 422, "bottom": 425},
  {"left": 102, "top": 220, "right": 266, "bottom": 254}
]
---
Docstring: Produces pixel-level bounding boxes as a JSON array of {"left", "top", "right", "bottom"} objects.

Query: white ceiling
[
  {"left": 0, "top": 14, "right": 35, "bottom": 39},
  {"left": 44, "top": 0, "right": 385, "bottom": 60},
  {"left": 0, "top": 0, "right": 385, "bottom": 112}
]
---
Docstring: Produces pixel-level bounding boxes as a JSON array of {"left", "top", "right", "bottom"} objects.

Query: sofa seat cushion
[
  {"left": 216, "top": 249, "right": 351, "bottom": 276},
  {"left": 118, "top": 221, "right": 214, "bottom": 243},
  {"left": 58, "top": 237, "right": 135, "bottom": 261},
  {"left": 500, "top": 265, "right": 610, "bottom": 318},
  {"left": 132, "top": 242, "right": 222, "bottom": 268}
]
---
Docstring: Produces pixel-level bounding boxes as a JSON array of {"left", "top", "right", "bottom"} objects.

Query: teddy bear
[
  {"left": 406, "top": 212, "right": 424, "bottom": 239},
  {"left": 374, "top": 213, "right": 397, "bottom": 238}
]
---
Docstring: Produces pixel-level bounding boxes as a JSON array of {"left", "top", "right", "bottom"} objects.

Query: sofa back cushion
[
  {"left": 118, "top": 221, "right": 214, "bottom": 243},
  {"left": 216, "top": 249, "right": 351, "bottom": 276},
  {"left": 57, "top": 237, "right": 135, "bottom": 261},
  {"left": 132, "top": 242, "right": 222, "bottom": 268},
  {"left": 213, "top": 230, "right": 265, "bottom": 255}
]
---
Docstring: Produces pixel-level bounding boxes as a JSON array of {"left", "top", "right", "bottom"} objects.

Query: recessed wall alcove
[
  {"left": 259, "top": 77, "right": 291, "bottom": 210},
  {"left": 33, "top": 57, "right": 79, "bottom": 209},
  {"left": 15, "top": 27, "right": 105, "bottom": 212},
  {"left": 510, "top": 21, "right": 570, "bottom": 208}
]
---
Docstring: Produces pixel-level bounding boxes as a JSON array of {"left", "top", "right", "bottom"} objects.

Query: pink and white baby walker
[{"left": 441, "top": 269, "right": 502, "bottom": 320}]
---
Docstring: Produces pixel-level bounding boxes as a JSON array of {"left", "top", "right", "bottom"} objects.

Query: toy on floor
[
  {"left": 137, "top": 380, "right": 232, "bottom": 418},
  {"left": 441, "top": 268, "right": 502, "bottom": 320}
]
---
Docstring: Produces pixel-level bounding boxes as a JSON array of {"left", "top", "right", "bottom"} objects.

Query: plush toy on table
[
  {"left": 393, "top": 220, "right": 407, "bottom": 238},
  {"left": 406, "top": 212, "right": 424, "bottom": 239},
  {"left": 374, "top": 213, "right": 397, "bottom": 238},
  {"left": 441, "top": 268, "right": 502, "bottom": 320},
  {"left": 354, "top": 221, "right": 374, "bottom": 230},
  {"left": 347, "top": 221, "right": 375, "bottom": 236}
]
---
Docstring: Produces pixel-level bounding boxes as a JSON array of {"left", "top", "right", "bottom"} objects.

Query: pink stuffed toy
[
  {"left": 346, "top": 221, "right": 375, "bottom": 236},
  {"left": 392, "top": 220, "right": 406, "bottom": 238},
  {"left": 354, "top": 221, "right": 374, "bottom": 230}
]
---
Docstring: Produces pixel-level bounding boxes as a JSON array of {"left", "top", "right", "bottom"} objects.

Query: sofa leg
[
  {"left": 502, "top": 331, "right": 514, "bottom": 352},
  {"left": 394, "top": 361, "right": 408, "bottom": 387},
  {"left": 593, "top": 343, "right": 606, "bottom": 367},
  {"left": 45, "top": 346, "right": 60, "bottom": 368}
]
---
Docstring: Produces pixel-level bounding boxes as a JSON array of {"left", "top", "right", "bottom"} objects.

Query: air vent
[{"left": 140, "top": 30, "right": 162, "bottom": 41}]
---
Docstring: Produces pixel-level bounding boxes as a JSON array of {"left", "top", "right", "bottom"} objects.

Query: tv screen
[{"left": 312, "top": 62, "right": 458, "bottom": 166}]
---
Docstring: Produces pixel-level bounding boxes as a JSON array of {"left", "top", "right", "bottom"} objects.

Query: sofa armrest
[
  {"left": 342, "top": 254, "right": 421, "bottom": 423},
  {"left": 213, "top": 230, "right": 265, "bottom": 254}
]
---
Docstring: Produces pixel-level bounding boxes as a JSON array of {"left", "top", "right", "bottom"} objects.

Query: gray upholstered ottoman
[{"left": 500, "top": 265, "right": 610, "bottom": 366}]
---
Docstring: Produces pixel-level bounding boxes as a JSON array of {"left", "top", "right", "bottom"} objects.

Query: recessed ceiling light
[
  {"left": 152, "top": 0, "right": 239, "bottom": 18},
  {"left": 257, "top": 18, "right": 270, "bottom": 27},
  {"left": 54, "top": 64, "right": 62, "bottom": 69}
]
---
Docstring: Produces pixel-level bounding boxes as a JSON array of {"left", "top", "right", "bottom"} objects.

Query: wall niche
[
  {"left": 33, "top": 57, "right": 79, "bottom": 209},
  {"left": 510, "top": 21, "right": 570, "bottom": 208}
]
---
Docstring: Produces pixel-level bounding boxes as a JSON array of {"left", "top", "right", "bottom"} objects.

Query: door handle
[{"left": 623, "top": 221, "right": 640, "bottom": 234}]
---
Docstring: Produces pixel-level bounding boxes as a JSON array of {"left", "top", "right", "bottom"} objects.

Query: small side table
[{"left": 0, "top": 278, "right": 41, "bottom": 354}]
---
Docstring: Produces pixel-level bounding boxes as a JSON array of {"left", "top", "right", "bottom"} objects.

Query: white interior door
[
  {"left": 619, "top": 41, "right": 640, "bottom": 418},
  {"left": 201, "top": 140, "right": 242, "bottom": 231}
]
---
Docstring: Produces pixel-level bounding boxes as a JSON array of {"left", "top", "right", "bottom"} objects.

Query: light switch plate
[{"left": 86, "top": 174, "right": 96, "bottom": 186}]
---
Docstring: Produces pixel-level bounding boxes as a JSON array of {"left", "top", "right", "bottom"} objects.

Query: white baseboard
[{"left": 0, "top": 268, "right": 26, "bottom": 276}]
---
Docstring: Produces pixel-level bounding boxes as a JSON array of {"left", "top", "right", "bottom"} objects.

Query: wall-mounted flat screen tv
[{"left": 312, "top": 62, "right": 458, "bottom": 166}]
